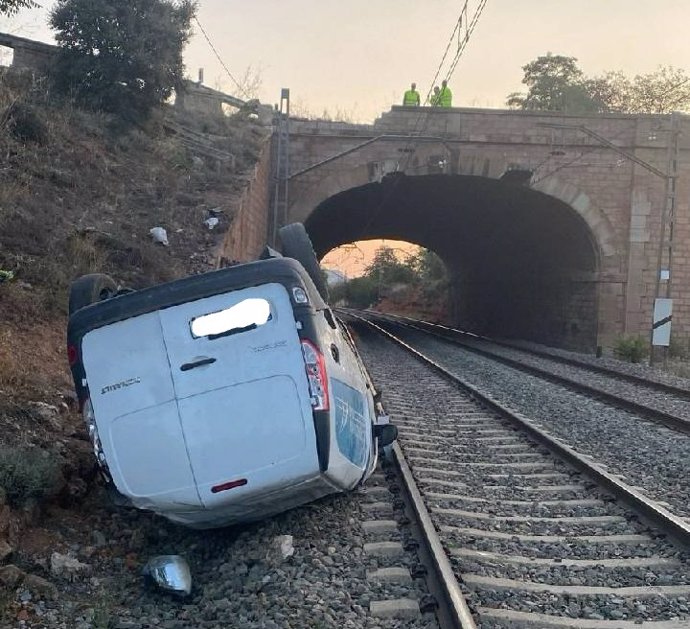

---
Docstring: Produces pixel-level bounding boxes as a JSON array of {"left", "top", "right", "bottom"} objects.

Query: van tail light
[
  {"left": 300, "top": 340, "right": 329, "bottom": 412},
  {"left": 82, "top": 397, "right": 110, "bottom": 475}
]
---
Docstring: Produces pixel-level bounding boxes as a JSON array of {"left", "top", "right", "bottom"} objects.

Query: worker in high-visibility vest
[
  {"left": 439, "top": 80, "right": 453, "bottom": 108},
  {"left": 403, "top": 83, "right": 421, "bottom": 106},
  {"left": 430, "top": 86, "right": 441, "bottom": 106}
]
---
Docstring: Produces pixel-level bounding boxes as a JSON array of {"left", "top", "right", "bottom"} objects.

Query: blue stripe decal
[{"left": 331, "top": 379, "right": 368, "bottom": 468}]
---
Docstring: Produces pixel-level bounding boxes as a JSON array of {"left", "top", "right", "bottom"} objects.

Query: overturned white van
[{"left": 67, "top": 242, "right": 395, "bottom": 529}]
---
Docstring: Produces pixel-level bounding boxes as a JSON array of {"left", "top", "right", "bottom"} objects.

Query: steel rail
[
  {"left": 362, "top": 311, "right": 690, "bottom": 436},
  {"left": 392, "top": 442, "right": 478, "bottom": 629},
  {"left": 349, "top": 316, "right": 477, "bottom": 629},
  {"left": 382, "top": 311, "right": 690, "bottom": 400},
  {"left": 353, "top": 314, "right": 690, "bottom": 548}
]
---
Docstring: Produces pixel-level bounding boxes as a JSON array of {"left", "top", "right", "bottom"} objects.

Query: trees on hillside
[
  {"left": 507, "top": 53, "right": 690, "bottom": 114},
  {"left": 0, "top": 0, "right": 38, "bottom": 16},
  {"left": 50, "top": 0, "right": 196, "bottom": 121},
  {"left": 506, "top": 54, "right": 599, "bottom": 113},
  {"left": 330, "top": 246, "right": 449, "bottom": 310}
]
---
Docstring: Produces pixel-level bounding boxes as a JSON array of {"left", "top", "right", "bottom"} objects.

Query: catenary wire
[
  {"left": 342, "top": 0, "right": 491, "bottom": 252},
  {"left": 194, "top": 16, "right": 250, "bottom": 99}
]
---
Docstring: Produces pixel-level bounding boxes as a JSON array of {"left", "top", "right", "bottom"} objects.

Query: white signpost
[{"left": 652, "top": 298, "right": 673, "bottom": 347}]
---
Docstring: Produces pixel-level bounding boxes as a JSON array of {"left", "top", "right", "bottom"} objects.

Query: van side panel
[{"left": 81, "top": 312, "right": 202, "bottom": 508}]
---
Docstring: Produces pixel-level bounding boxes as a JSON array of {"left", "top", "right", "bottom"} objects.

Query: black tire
[
  {"left": 279, "top": 223, "right": 329, "bottom": 302},
  {"left": 68, "top": 273, "right": 118, "bottom": 315}
]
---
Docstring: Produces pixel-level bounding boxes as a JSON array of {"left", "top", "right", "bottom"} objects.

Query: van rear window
[{"left": 190, "top": 298, "right": 271, "bottom": 340}]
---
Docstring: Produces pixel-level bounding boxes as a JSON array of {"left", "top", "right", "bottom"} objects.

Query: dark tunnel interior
[{"left": 305, "top": 174, "right": 601, "bottom": 351}]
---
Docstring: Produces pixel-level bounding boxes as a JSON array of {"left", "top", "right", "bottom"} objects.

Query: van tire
[
  {"left": 279, "top": 223, "right": 329, "bottom": 302},
  {"left": 69, "top": 273, "right": 117, "bottom": 315}
]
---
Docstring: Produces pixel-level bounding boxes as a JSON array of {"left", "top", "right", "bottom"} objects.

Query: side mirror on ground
[
  {"left": 374, "top": 423, "right": 398, "bottom": 448},
  {"left": 142, "top": 555, "right": 192, "bottom": 597}
]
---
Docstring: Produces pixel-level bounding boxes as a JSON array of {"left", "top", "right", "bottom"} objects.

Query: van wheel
[
  {"left": 279, "top": 223, "right": 329, "bottom": 302},
  {"left": 68, "top": 273, "right": 117, "bottom": 315}
]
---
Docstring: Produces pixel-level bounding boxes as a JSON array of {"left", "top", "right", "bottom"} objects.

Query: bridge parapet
[{"left": 0, "top": 32, "right": 57, "bottom": 73}]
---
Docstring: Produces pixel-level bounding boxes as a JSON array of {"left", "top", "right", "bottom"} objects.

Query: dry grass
[
  {"left": 0, "top": 65, "right": 263, "bottom": 436},
  {"left": 0, "top": 332, "right": 31, "bottom": 392},
  {"left": 1, "top": 69, "right": 251, "bottom": 313}
]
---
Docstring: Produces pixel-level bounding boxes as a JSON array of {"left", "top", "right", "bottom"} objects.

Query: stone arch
[
  {"left": 289, "top": 164, "right": 372, "bottom": 225},
  {"left": 290, "top": 167, "right": 619, "bottom": 269},
  {"left": 531, "top": 176, "right": 618, "bottom": 261}
]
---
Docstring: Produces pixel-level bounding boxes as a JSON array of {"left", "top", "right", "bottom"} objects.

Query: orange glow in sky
[{"left": 322, "top": 240, "right": 419, "bottom": 278}]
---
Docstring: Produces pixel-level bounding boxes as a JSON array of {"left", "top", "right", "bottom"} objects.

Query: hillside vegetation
[
  {"left": 331, "top": 245, "right": 451, "bottom": 322},
  {"left": 0, "top": 68, "right": 267, "bottom": 504}
]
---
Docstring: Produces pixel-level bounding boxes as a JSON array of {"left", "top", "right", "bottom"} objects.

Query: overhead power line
[
  {"left": 422, "top": 1, "right": 468, "bottom": 105},
  {"left": 400, "top": 0, "right": 491, "bottom": 173},
  {"left": 193, "top": 16, "right": 250, "bottom": 99},
  {"left": 444, "top": 0, "right": 489, "bottom": 82},
  {"left": 349, "top": 0, "right": 490, "bottom": 244}
]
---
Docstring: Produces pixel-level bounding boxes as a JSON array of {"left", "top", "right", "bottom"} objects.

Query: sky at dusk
[
  {"left": 3, "top": 1, "right": 689, "bottom": 121},
  {"left": 3, "top": 1, "right": 688, "bottom": 275}
]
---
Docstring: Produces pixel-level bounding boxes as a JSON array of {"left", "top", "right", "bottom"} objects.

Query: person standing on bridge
[
  {"left": 430, "top": 86, "right": 441, "bottom": 106},
  {"left": 439, "top": 80, "right": 453, "bottom": 108},
  {"left": 403, "top": 82, "right": 421, "bottom": 106}
]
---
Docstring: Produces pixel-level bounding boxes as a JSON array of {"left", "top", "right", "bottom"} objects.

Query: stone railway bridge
[{"left": 224, "top": 106, "right": 690, "bottom": 352}]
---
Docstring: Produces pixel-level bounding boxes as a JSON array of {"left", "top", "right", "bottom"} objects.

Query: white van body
[{"left": 68, "top": 259, "right": 380, "bottom": 528}]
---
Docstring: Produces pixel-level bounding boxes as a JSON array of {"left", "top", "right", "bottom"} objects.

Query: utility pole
[
  {"left": 271, "top": 88, "right": 290, "bottom": 247},
  {"left": 650, "top": 112, "right": 680, "bottom": 366}
]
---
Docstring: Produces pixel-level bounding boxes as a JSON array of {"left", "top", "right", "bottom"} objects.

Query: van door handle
[
  {"left": 330, "top": 344, "right": 340, "bottom": 363},
  {"left": 180, "top": 357, "right": 217, "bottom": 371}
]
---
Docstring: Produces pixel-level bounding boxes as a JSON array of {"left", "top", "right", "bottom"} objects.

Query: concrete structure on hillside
[
  {"left": 176, "top": 81, "right": 246, "bottom": 117},
  {"left": 0, "top": 32, "right": 57, "bottom": 73},
  {"left": 222, "top": 106, "right": 690, "bottom": 352}
]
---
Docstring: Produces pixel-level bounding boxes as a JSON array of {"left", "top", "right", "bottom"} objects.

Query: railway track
[
  {"left": 348, "top": 314, "right": 690, "bottom": 628},
  {"left": 357, "top": 311, "right": 690, "bottom": 436}
]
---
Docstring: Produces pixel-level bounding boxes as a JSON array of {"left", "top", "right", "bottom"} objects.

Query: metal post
[
  {"left": 282, "top": 91, "right": 290, "bottom": 229},
  {"left": 271, "top": 88, "right": 290, "bottom": 247},
  {"left": 650, "top": 112, "right": 680, "bottom": 366}
]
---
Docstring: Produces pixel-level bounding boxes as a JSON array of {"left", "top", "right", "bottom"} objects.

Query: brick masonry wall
[
  {"left": 217, "top": 137, "right": 272, "bottom": 263},
  {"left": 285, "top": 108, "right": 690, "bottom": 348}
]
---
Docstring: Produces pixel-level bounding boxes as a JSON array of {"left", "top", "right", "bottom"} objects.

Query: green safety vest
[
  {"left": 439, "top": 86, "right": 452, "bottom": 108},
  {"left": 430, "top": 91, "right": 441, "bottom": 106},
  {"left": 403, "top": 89, "right": 420, "bottom": 106}
]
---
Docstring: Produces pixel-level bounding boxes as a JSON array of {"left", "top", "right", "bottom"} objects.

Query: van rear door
[
  {"left": 81, "top": 312, "right": 203, "bottom": 509},
  {"left": 158, "top": 283, "right": 319, "bottom": 508}
]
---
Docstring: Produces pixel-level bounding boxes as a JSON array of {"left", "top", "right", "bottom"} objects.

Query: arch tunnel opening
[{"left": 304, "top": 173, "right": 601, "bottom": 352}]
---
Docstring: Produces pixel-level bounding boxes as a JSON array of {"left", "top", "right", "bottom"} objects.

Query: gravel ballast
[
  {"left": 10, "top": 478, "right": 439, "bottom": 628},
  {"left": 352, "top": 325, "right": 690, "bottom": 626},
  {"left": 386, "top": 325, "right": 690, "bottom": 519}
]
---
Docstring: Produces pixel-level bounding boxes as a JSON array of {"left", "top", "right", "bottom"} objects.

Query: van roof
[{"left": 68, "top": 257, "right": 326, "bottom": 345}]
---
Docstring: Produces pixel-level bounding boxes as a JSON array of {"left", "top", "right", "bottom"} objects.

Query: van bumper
[{"left": 149, "top": 475, "right": 338, "bottom": 529}]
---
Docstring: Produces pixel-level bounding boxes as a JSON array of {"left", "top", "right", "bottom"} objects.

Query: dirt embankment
[
  {"left": 374, "top": 283, "right": 451, "bottom": 324},
  {"left": 0, "top": 69, "right": 267, "bottom": 625}
]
